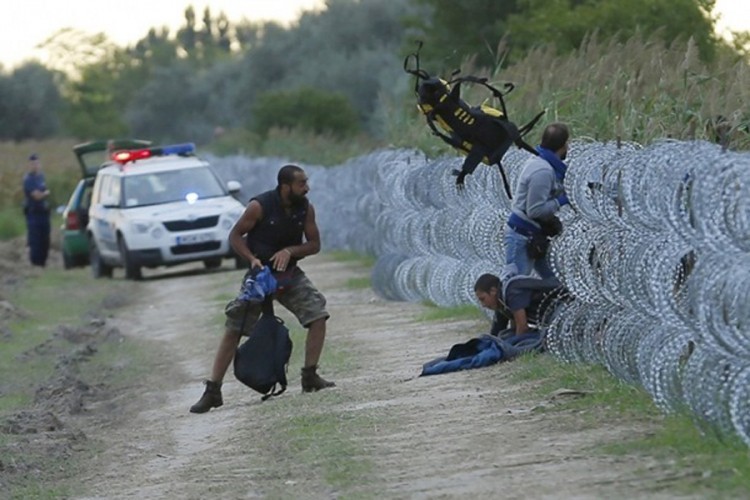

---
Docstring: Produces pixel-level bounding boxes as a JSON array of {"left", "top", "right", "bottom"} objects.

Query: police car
[{"left": 87, "top": 143, "right": 245, "bottom": 280}]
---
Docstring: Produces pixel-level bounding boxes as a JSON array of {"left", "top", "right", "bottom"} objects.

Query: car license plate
[{"left": 176, "top": 232, "right": 215, "bottom": 245}]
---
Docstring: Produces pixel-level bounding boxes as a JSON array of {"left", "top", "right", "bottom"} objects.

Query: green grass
[
  {"left": 0, "top": 266, "right": 137, "bottom": 497},
  {"left": 509, "top": 353, "right": 750, "bottom": 496},
  {"left": 326, "top": 250, "right": 376, "bottom": 268},
  {"left": 0, "top": 206, "right": 27, "bottom": 240},
  {"left": 345, "top": 276, "right": 371, "bottom": 289},
  {"left": 416, "top": 302, "right": 486, "bottom": 322},
  {"left": 282, "top": 412, "right": 375, "bottom": 489}
]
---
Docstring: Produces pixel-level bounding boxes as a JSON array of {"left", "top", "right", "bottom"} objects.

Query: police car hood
[{"left": 125, "top": 195, "right": 243, "bottom": 220}]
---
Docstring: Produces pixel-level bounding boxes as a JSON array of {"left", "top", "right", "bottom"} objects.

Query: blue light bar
[{"left": 160, "top": 143, "right": 195, "bottom": 156}]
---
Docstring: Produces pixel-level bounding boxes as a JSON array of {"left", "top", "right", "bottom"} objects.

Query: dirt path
[{"left": 71, "top": 255, "right": 694, "bottom": 499}]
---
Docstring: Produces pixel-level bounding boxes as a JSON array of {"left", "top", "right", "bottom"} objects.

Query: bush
[
  {"left": 252, "top": 87, "right": 361, "bottom": 139},
  {"left": 0, "top": 206, "right": 27, "bottom": 240}
]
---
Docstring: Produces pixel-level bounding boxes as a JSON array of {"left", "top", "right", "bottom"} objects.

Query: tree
[
  {"left": 406, "top": 0, "right": 521, "bottom": 71},
  {"left": 410, "top": 0, "right": 724, "bottom": 71},
  {"left": 252, "top": 87, "right": 360, "bottom": 138},
  {"left": 507, "top": 0, "right": 720, "bottom": 62},
  {"left": 0, "top": 63, "right": 62, "bottom": 140}
]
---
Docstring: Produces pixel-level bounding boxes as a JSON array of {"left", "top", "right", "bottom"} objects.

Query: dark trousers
[{"left": 26, "top": 214, "right": 50, "bottom": 267}]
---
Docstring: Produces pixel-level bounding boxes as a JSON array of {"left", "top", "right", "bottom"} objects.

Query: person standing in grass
[{"left": 22, "top": 153, "right": 51, "bottom": 267}]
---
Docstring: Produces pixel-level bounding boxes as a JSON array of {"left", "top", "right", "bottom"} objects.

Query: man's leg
[
  {"left": 27, "top": 217, "right": 43, "bottom": 266},
  {"left": 304, "top": 317, "right": 326, "bottom": 368},
  {"left": 190, "top": 297, "right": 260, "bottom": 414},
  {"left": 40, "top": 217, "right": 50, "bottom": 266},
  {"left": 534, "top": 255, "right": 556, "bottom": 281},
  {"left": 210, "top": 329, "right": 242, "bottom": 383},
  {"left": 503, "top": 228, "right": 532, "bottom": 279},
  {"left": 190, "top": 328, "right": 241, "bottom": 414},
  {"left": 278, "top": 271, "right": 335, "bottom": 392}
]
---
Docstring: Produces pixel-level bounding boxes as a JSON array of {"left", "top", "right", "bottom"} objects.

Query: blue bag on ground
[
  {"left": 233, "top": 298, "right": 292, "bottom": 400},
  {"left": 420, "top": 331, "right": 544, "bottom": 376}
]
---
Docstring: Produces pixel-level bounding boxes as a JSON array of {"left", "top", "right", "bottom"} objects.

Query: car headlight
[
  {"left": 131, "top": 219, "right": 163, "bottom": 238},
  {"left": 222, "top": 209, "right": 243, "bottom": 230},
  {"left": 130, "top": 220, "right": 154, "bottom": 234}
]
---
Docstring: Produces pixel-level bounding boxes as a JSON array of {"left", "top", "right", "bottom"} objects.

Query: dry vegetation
[{"left": 390, "top": 33, "right": 750, "bottom": 153}]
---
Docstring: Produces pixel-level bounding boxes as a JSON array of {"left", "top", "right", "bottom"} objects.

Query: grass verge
[
  {"left": 416, "top": 302, "right": 486, "bottom": 322},
  {"left": 0, "top": 266, "right": 147, "bottom": 498},
  {"left": 509, "top": 353, "right": 750, "bottom": 497}
]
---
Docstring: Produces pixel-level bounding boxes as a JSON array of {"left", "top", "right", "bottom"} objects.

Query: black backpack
[
  {"left": 233, "top": 297, "right": 293, "bottom": 401},
  {"left": 403, "top": 41, "right": 545, "bottom": 197}
]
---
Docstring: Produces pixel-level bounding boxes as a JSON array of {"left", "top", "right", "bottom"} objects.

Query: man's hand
[
  {"left": 249, "top": 256, "right": 263, "bottom": 270},
  {"left": 269, "top": 248, "right": 292, "bottom": 272},
  {"left": 452, "top": 169, "right": 467, "bottom": 189}
]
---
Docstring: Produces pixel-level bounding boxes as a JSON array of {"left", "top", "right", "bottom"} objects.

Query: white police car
[{"left": 87, "top": 143, "right": 245, "bottom": 280}]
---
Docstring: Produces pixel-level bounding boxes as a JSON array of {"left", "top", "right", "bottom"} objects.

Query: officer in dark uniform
[
  {"left": 22, "top": 153, "right": 51, "bottom": 267},
  {"left": 191, "top": 164, "right": 334, "bottom": 414}
]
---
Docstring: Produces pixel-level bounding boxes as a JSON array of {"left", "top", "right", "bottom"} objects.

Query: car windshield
[{"left": 122, "top": 166, "right": 226, "bottom": 207}]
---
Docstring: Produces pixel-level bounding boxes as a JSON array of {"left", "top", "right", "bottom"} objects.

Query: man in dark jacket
[
  {"left": 22, "top": 153, "right": 51, "bottom": 267},
  {"left": 504, "top": 123, "right": 570, "bottom": 280},
  {"left": 190, "top": 165, "right": 334, "bottom": 414},
  {"left": 474, "top": 273, "right": 566, "bottom": 337}
]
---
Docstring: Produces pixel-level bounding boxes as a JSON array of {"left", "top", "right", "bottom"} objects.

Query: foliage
[
  {"left": 405, "top": 0, "right": 521, "bottom": 71},
  {"left": 0, "top": 139, "right": 79, "bottom": 211},
  {"left": 252, "top": 87, "right": 360, "bottom": 138},
  {"left": 410, "top": 0, "right": 727, "bottom": 70},
  {"left": 125, "top": 63, "right": 216, "bottom": 143},
  {"left": 0, "top": 206, "right": 26, "bottom": 240},
  {"left": 388, "top": 32, "right": 750, "bottom": 152},
  {"left": 510, "top": 354, "right": 750, "bottom": 496},
  {"left": 0, "top": 63, "right": 62, "bottom": 140},
  {"left": 208, "top": 126, "right": 382, "bottom": 166},
  {"left": 507, "top": 0, "right": 721, "bottom": 62}
]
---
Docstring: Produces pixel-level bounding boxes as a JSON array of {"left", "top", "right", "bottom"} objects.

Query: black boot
[
  {"left": 301, "top": 366, "right": 336, "bottom": 393},
  {"left": 189, "top": 380, "right": 223, "bottom": 413}
]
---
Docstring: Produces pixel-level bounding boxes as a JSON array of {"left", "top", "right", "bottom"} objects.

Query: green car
[{"left": 61, "top": 139, "right": 152, "bottom": 269}]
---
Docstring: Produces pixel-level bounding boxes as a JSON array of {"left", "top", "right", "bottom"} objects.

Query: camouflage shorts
[{"left": 224, "top": 267, "right": 328, "bottom": 335}]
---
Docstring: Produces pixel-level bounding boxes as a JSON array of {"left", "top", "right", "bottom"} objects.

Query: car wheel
[
  {"left": 90, "top": 238, "right": 113, "bottom": 279},
  {"left": 234, "top": 256, "right": 247, "bottom": 270},
  {"left": 119, "top": 237, "right": 142, "bottom": 280},
  {"left": 62, "top": 250, "right": 74, "bottom": 270},
  {"left": 203, "top": 258, "right": 222, "bottom": 269}
]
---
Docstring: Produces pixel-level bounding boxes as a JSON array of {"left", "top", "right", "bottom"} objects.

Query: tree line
[{"left": 0, "top": 0, "right": 744, "bottom": 146}]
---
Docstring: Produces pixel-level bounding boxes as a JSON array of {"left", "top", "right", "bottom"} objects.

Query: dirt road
[{"left": 69, "top": 255, "right": 694, "bottom": 499}]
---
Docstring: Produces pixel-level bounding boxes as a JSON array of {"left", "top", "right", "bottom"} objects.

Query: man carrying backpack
[
  {"left": 504, "top": 123, "right": 570, "bottom": 280},
  {"left": 474, "top": 273, "right": 566, "bottom": 337},
  {"left": 190, "top": 164, "right": 334, "bottom": 414}
]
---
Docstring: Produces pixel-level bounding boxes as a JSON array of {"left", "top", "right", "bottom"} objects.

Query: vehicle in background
[
  {"left": 87, "top": 143, "right": 245, "bottom": 280},
  {"left": 61, "top": 139, "right": 152, "bottom": 269}
]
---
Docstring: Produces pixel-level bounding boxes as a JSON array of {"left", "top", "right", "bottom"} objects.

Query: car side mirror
[{"left": 226, "top": 180, "right": 241, "bottom": 194}]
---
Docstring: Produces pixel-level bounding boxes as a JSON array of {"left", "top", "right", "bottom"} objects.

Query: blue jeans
[{"left": 503, "top": 226, "right": 554, "bottom": 280}]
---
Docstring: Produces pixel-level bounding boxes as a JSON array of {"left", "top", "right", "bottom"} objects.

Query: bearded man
[{"left": 190, "top": 164, "right": 335, "bottom": 414}]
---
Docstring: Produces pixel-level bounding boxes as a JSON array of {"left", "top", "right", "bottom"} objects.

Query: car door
[{"left": 89, "top": 174, "right": 121, "bottom": 259}]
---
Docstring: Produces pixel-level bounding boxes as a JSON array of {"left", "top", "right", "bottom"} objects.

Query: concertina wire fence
[{"left": 209, "top": 138, "right": 750, "bottom": 446}]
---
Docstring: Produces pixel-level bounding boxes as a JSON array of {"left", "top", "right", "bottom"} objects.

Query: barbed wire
[{"left": 209, "top": 139, "right": 750, "bottom": 446}]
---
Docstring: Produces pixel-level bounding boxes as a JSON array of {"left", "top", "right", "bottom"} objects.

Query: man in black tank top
[
  {"left": 190, "top": 165, "right": 334, "bottom": 413},
  {"left": 474, "top": 273, "right": 566, "bottom": 337}
]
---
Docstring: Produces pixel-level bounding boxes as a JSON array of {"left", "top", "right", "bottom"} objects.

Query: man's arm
[
  {"left": 490, "top": 309, "right": 512, "bottom": 336},
  {"left": 229, "top": 200, "right": 263, "bottom": 270},
  {"left": 269, "top": 203, "right": 321, "bottom": 272},
  {"left": 512, "top": 308, "right": 529, "bottom": 334},
  {"left": 525, "top": 169, "right": 560, "bottom": 220},
  {"left": 24, "top": 177, "right": 49, "bottom": 202}
]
